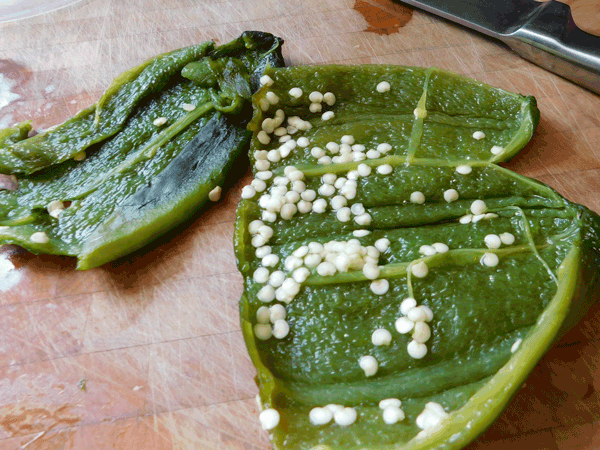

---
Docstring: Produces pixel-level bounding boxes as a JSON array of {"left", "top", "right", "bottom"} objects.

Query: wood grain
[{"left": 0, "top": 1, "right": 599, "bottom": 449}]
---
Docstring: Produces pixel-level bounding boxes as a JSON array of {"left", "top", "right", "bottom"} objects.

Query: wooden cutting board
[{"left": 0, "top": 1, "right": 600, "bottom": 449}]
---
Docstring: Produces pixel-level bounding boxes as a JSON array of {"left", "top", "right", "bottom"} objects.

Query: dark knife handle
[{"left": 502, "top": 0, "right": 600, "bottom": 95}]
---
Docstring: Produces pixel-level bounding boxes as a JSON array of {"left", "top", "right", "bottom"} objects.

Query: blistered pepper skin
[
  {"left": 235, "top": 65, "right": 600, "bottom": 450},
  {"left": 0, "top": 31, "right": 284, "bottom": 269}
]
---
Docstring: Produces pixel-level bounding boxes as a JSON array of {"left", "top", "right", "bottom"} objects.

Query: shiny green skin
[
  {"left": 234, "top": 66, "right": 600, "bottom": 450},
  {"left": 0, "top": 31, "right": 284, "bottom": 269}
]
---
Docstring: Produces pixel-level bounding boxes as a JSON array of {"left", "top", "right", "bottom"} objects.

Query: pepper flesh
[
  {"left": 235, "top": 66, "right": 600, "bottom": 450},
  {"left": 0, "top": 31, "right": 284, "bottom": 269}
]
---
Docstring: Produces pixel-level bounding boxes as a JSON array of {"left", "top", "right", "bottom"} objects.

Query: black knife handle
[{"left": 503, "top": 0, "right": 600, "bottom": 95}]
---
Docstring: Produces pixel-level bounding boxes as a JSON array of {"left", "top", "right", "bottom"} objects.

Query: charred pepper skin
[
  {"left": 0, "top": 31, "right": 284, "bottom": 269},
  {"left": 235, "top": 65, "right": 600, "bottom": 450}
]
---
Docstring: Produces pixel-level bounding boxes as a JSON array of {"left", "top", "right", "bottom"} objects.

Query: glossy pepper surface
[
  {"left": 234, "top": 65, "right": 600, "bottom": 450},
  {"left": 0, "top": 31, "right": 284, "bottom": 269}
]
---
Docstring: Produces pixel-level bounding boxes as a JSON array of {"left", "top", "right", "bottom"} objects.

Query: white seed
[
  {"left": 30, "top": 231, "right": 49, "bottom": 244},
  {"left": 322, "top": 111, "right": 335, "bottom": 121},
  {"left": 182, "top": 103, "right": 196, "bottom": 111},
  {"left": 412, "top": 322, "right": 431, "bottom": 343},
  {"left": 242, "top": 185, "right": 256, "bottom": 199},
  {"left": 334, "top": 408, "right": 357, "bottom": 426},
  {"left": 419, "top": 245, "right": 436, "bottom": 256},
  {"left": 470, "top": 200, "right": 487, "bottom": 215},
  {"left": 372, "top": 328, "right": 392, "bottom": 346},
  {"left": 260, "top": 75, "right": 274, "bottom": 86},
  {"left": 383, "top": 406, "right": 405, "bottom": 424},
  {"left": 252, "top": 179, "right": 267, "bottom": 193},
  {"left": 292, "top": 267, "right": 310, "bottom": 283},
  {"left": 456, "top": 165, "right": 472, "bottom": 175},
  {"left": 377, "top": 164, "right": 393, "bottom": 175},
  {"left": 362, "top": 263, "right": 380, "bottom": 280},
  {"left": 266, "top": 91, "right": 279, "bottom": 104},
  {"left": 273, "top": 127, "right": 287, "bottom": 137},
  {"left": 357, "top": 164, "right": 371, "bottom": 177},
  {"left": 359, "top": 355, "right": 378, "bottom": 377},
  {"left": 379, "top": 398, "right": 402, "bottom": 409},
  {"left": 312, "top": 199, "right": 327, "bottom": 213},
  {"left": 289, "top": 87, "right": 303, "bottom": 98},
  {"left": 459, "top": 214, "right": 473, "bottom": 224},
  {"left": 249, "top": 220, "right": 264, "bottom": 235},
  {"left": 303, "top": 253, "right": 321, "bottom": 268},
  {"left": 400, "top": 297, "right": 417, "bottom": 315},
  {"left": 336, "top": 207, "right": 352, "bottom": 222},
  {"left": 207, "top": 185, "right": 222, "bottom": 201},
  {"left": 323, "top": 92, "right": 336, "bottom": 105},
  {"left": 153, "top": 117, "right": 167, "bottom": 126},
  {"left": 411, "top": 261, "right": 428, "bottom": 278},
  {"left": 473, "top": 131, "right": 486, "bottom": 140},
  {"left": 280, "top": 203, "right": 298, "bottom": 220},
  {"left": 255, "top": 159, "right": 270, "bottom": 171},
  {"left": 257, "top": 306, "right": 271, "bottom": 324},
  {"left": 263, "top": 254, "right": 279, "bottom": 268},
  {"left": 311, "top": 147, "right": 325, "bottom": 158},
  {"left": 418, "top": 305, "right": 434, "bottom": 322},
  {"left": 310, "top": 407, "right": 333, "bottom": 426},
  {"left": 353, "top": 151, "right": 366, "bottom": 162},
  {"left": 491, "top": 145, "right": 504, "bottom": 155},
  {"left": 413, "top": 107, "right": 427, "bottom": 119},
  {"left": 353, "top": 229, "right": 370, "bottom": 237},
  {"left": 262, "top": 118, "right": 276, "bottom": 134},
  {"left": 395, "top": 317, "right": 415, "bottom": 334},
  {"left": 350, "top": 204, "right": 365, "bottom": 216},
  {"left": 511, "top": 338, "right": 523, "bottom": 353},
  {"left": 375, "top": 238, "right": 390, "bottom": 253},
  {"left": 484, "top": 234, "right": 502, "bottom": 249},
  {"left": 297, "top": 200, "right": 312, "bottom": 213},
  {"left": 257, "top": 285, "right": 275, "bottom": 303},
  {"left": 366, "top": 150, "right": 381, "bottom": 160},
  {"left": 376, "top": 81, "right": 391, "bottom": 93},
  {"left": 292, "top": 180, "right": 306, "bottom": 193},
  {"left": 47, "top": 200, "right": 65, "bottom": 217},
  {"left": 259, "top": 408, "right": 280, "bottom": 430},
  {"left": 377, "top": 143, "right": 392, "bottom": 153},
  {"left": 407, "top": 340, "right": 428, "bottom": 359},
  {"left": 292, "top": 246, "right": 309, "bottom": 258},
  {"left": 318, "top": 156, "right": 332, "bottom": 165},
  {"left": 330, "top": 195, "right": 347, "bottom": 211},
  {"left": 300, "top": 190, "right": 316, "bottom": 202},
  {"left": 407, "top": 307, "right": 428, "bottom": 323},
  {"left": 269, "top": 270, "right": 286, "bottom": 287},
  {"left": 355, "top": 213, "right": 372, "bottom": 226},
  {"left": 272, "top": 319, "right": 290, "bottom": 339},
  {"left": 256, "top": 171, "right": 273, "bottom": 180},
  {"left": 309, "top": 91, "right": 323, "bottom": 103},
  {"left": 254, "top": 324, "right": 272, "bottom": 340},
  {"left": 255, "top": 246, "right": 271, "bottom": 259},
  {"left": 432, "top": 242, "right": 449, "bottom": 253},
  {"left": 443, "top": 189, "right": 459, "bottom": 203},
  {"left": 297, "top": 137, "right": 310, "bottom": 147},
  {"left": 410, "top": 191, "right": 425, "bottom": 204},
  {"left": 281, "top": 278, "right": 300, "bottom": 296},
  {"left": 500, "top": 232, "right": 515, "bottom": 245},
  {"left": 258, "top": 98, "right": 270, "bottom": 111},
  {"left": 317, "top": 261, "right": 336, "bottom": 276},
  {"left": 257, "top": 131, "right": 271, "bottom": 145},
  {"left": 254, "top": 267, "right": 270, "bottom": 283},
  {"left": 325, "top": 142, "right": 340, "bottom": 154},
  {"left": 485, "top": 213, "right": 498, "bottom": 220},
  {"left": 285, "top": 191, "right": 301, "bottom": 204},
  {"left": 308, "top": 242, "right": 324, "bottom": 254},
  {"left": 472, "top": 214, "right": 486, "bottom": 223},
  {"left": 341, "top": 135, "right": 355, "bottom": 145},
  {"left": 481, "top": 252, "right": 499, "bottom": 267},
  {"left": 370, "top": 279, "right": 389, "bottom": 295}
]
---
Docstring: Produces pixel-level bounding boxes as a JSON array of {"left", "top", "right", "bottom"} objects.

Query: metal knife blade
[{"left": 397, "top": 0, "right": 600, "bottom": 95}]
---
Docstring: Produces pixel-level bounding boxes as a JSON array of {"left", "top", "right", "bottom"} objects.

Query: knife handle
[{"left": 503, "top": 0, "right": 600, "bottom": 95}]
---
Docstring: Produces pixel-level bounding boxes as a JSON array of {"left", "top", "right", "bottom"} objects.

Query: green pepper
[
  {"left": 234, "top": 66, "right": 600, "bottom": 450},
  {"left": 0, "top": 31, "right": 284, "bottom": 270}
]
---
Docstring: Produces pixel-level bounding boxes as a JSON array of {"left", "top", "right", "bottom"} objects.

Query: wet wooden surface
[{"left": 0, "top": 0, "right": 599, "bottom": 449}]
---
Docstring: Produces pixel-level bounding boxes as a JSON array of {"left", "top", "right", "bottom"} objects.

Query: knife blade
[{"left": 396, "top": 0, "right": 600, "bottom": 95}]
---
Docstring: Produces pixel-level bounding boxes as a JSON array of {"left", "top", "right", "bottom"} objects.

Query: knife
[{"left": 396, "top": 0, "right": 600, "bottom": 95}]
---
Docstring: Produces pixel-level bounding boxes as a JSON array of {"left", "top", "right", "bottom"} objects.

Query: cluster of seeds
[
  {"left": 416, "top": 402, "right": 449, "bottom": 431},
  {"left": 379, "top": 398, "right": 405, "bottom": 425},
  {"left": 47, "top": 200, "right": 65, "bottom": 218},
  {"left": 309, "top": 404, "right": 357, "bottom": 427},
  {"left": 395, "top": 297, "right": 434, "bottom": 359},
  {"left": 480, "top": 231, "right": 515, "bottom": 268},
  {"left": 311, "top": 137, "right": 393, "bottom": 166},
  {"left": 459, "top": 200, "right": 498, "bottom": 224},
  {"left": 254, "top": 304, "right": 288, "bottom": 341},
  {"left": 419, "top": 242, "right": 449, "bottom": 256}
]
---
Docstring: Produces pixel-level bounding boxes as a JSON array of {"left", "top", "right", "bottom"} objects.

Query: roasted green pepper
[
  {"left": 234, "top": 66, "right": 600, "bottom": 450},
  {"left": 0, "top": 31, "right": 284, "bottom": 269}
]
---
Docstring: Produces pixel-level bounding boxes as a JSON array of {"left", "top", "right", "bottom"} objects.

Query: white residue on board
[
  {"left": 0, "top": 114, "right": 14, "bottom": 129},
  {"left": 0, "top": 74, "right": 20, "bottom": 109},
  {"left": 0, "top": 253, "right": 21, "bottom": 292},
  {"left": 44, "top": 84, "right": 55, "bottom": 94}
]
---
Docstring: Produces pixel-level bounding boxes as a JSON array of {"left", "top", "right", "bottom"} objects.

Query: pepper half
[
  {"left": 234, "top": 66, "right": 600, "bottom": 450},
  {"left": 0, "top": 31, "right": 284, "bottom": 269}
]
